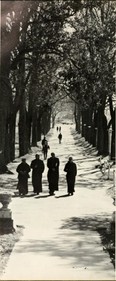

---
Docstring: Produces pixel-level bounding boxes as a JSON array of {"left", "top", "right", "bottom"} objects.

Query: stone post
[{"left": 0, "top": 193, "right": 14, "bottom": 234}]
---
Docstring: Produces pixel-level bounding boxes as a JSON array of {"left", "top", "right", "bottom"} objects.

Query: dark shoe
[
  {"left": 71, "top": 193, "right": 73, "bottom": 195},
  {"left": 50, "top": 192, "right": 55, "bottom": 196}
]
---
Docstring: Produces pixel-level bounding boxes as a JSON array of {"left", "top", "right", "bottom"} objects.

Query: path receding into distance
[{"left": 1, "top": 124, "right": 115, "bottom": 280}]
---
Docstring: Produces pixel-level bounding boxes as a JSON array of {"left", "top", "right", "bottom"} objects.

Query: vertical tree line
[
  {"left": 0, "top": 0, "right": 115, "bottom": 173},
  {"left": 58, "top": 0, "right": 115, "bottom": 159}
]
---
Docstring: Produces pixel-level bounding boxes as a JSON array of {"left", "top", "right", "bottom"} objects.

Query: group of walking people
[
  {"left": 56, "top": 126, "right": 61, "bottom": 132},
  {"left": 16, "top": 153, "right": 77, "bottom": 197},
  {"left": 57, "top": 126, "right": 62, "bottom": 144}
]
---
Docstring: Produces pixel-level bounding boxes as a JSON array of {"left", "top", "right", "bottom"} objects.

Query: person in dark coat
[
  {"left": 42, "top": 140, "right": 50, "bottom": 160},
  {"left": 58, "top": 133, "right": 62, "bottom": 144},
  {"left": 16, "top": 158, "right": 30, "bottom": 196},
  {"left": 41, "top": 136, "right": 47, "bottom": 147},
  {"left": 47, "top": 152, "right": 60, "bottom": 195},
  {"left": 30, "top": 154, "right": 45, "bottom": 194},
  {"left": 64, "top": 157, "right": 77, "bottom": 195}
]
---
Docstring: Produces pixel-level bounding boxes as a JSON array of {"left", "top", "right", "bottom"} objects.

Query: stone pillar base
[{"left": 0, "top": 218, "right": 14, "bottom": 234}]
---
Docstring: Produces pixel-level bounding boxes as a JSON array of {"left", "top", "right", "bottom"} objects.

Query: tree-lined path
[
  {"left": 0, "top": 0, "right": 115, "bottom": 172},
  {"left": 0, "top": 1, "right": 115, "bottom": 279},
  {"left": 1, "top": 124, "right": 114, "bottom": 280}
]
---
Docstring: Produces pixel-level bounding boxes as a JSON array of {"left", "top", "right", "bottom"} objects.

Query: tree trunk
[
  {"left": 41, "top": 108, "right": 51, "bottom": 136},
  {"left": 97, "top": 108, "right": 108, "bottom": 155},
  {"left": 0, "top": 58, "right": 13, "bottom": 167},
  {"left": 18, "top": 57, "right": 29, "bottom": 156},
  {"left": 9, "top": 113, "right": 17, "bottom": 161},
  {"left": 27, "top": 114, "right": 32, "bottom": 148},
  {"left": 82, "top": 110, "right": 86, "bottom": 138},
  {"left": 91, "top": 111, "right": 97, "bottom": 147},
  {"left": 81, "top": 109, "right": 93, "bottom": 142},
  {"left": 86, "top": 108, "right": 93, "bottom": 144},
  {"left": 32, "top": 111, "right": 38, "bottom": 146},
  {"left": 74, "top": 104, "right": 81, "bottom": 133},
  {"left": 37, "top": 117, "right": 42, "bottom": 142},
  {"left": 46, "top": 110, "right": 51, "bottom": 133},
  {"left": 52, "top": 114, "right": 55, "bottom": 128},
  {"left": 108, "top": 97, "right": 115, "bottom": 160},
  {"left": 19, "top": 112, "right": 29, "bottom": 157},
  {"left": 19, "top": 108, "right": 28, "bottom": 156}
]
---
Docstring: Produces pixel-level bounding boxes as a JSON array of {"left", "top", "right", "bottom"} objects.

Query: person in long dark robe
[
  {"left": 41, "top": 136, "right": 47, "bottom": 147},
  {"left": 42, "top": 140, "right": 50, "bottom": 160},
  {"left": 47, "top": 152, "right": 60, "bottom": 195},
  {"left": 64, "top": 157, "right": 77, "bottom": 195},
  {"left": 16, "top": 158, "right": 30, "bottom": 196},
  {"left": 30, "top": 154, "right": 45, "bottom": 194},
  {"left": 58, "top": 133, "right": 62, "bottom": 144}
]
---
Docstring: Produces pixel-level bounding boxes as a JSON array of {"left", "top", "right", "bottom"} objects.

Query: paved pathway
[{"left": 1, "top": 124, "right": 115, "bottom": 280}]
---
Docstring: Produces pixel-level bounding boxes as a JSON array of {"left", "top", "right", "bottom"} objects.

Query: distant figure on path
[
  {"left": 64, "top": 157, "right": 77, "bottom": 195},
  {"left": 59, "top": 126, "right": 61, "bottom": 132},
  {"left": 42, "top": 140, "right": 50, "bottom": 160},
  {"left": 56, "top": 126, "right": 59, "bottom": 131},
  {"left": 30, "top": 154, "right": 45, "bottom": 194},
  {"left": 16, "top": 158, "right": 30, "bottom": 196},
  {"left": 41, "top": 136, "right": 47, "bottom": 147},
  {"left": 47, "top": 152, "right": 60, "bottom": 195},
  {"left": 58, "top": 133, "right": 62, "bottom": 143}
]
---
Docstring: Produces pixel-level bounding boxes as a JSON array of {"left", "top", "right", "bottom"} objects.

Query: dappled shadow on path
[
  {"left": 15, "top": 213, "right": 114, "bottom": 273},
  {"left": 61, "top": 213, "right": 115, "bottom": 268},
  {"left": 15, "top": 235, "right": 112, "bottom": 272},
  {"left": 75, "top": 180, "right": 104, "bottom": 190},
  {"left": 61, "top": 214, "right": 111, "bottom": 231}
]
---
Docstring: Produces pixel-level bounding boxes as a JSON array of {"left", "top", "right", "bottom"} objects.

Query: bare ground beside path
[{"left": 0, "top": 124, "right": 115, "bottom": 280}]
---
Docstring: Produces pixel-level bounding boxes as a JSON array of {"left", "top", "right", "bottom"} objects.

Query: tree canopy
[{"left": 0, "top": 0, "right": 115, "bottom": 168}]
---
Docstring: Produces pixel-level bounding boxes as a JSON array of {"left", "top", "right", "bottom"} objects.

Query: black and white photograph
[{"left": 0, "top": 0, "right": 115, "bottom": 280}]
